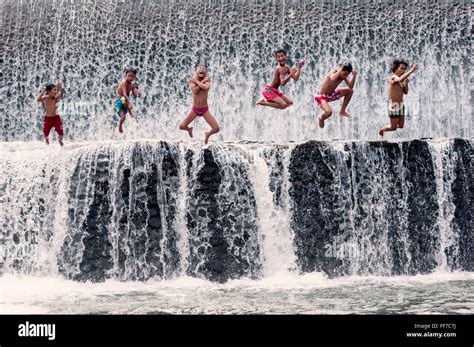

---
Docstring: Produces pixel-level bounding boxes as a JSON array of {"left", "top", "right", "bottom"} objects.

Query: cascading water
[
  {"left": 1, "top": 0, "right": 471, "bottom": 142},
  {"left": 0, "top": 0, "right": 472, "bottom": 315}
]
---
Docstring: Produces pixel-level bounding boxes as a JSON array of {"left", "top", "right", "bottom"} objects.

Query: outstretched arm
[
  {"left": 36, "top": 85, "right": 46, "bottom": 102},
  {"left": 345, "top": 70, "right": 357, "bottom": 89}
]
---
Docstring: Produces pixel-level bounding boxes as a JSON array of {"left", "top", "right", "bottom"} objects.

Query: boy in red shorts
[
  {"left": 257, "top": 49, "right": 304, "bottom": 109},
  {"left": 179, "top": 65, "right": 220, "bottom": 144},
  {"left": 314, "top": 60, "right": 357, "bottom": 128},
  {"left": 36, "top": 81, "right": 64, "bottom": 146}
]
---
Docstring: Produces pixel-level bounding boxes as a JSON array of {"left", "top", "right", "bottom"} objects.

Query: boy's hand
[
  {"left": 338, "top": 60, "right": 345, "bottom": 67},
  {"left": 352, "top": 69, "right": 358, "bottom": 76},
  {"left": 57, "top": 80, "right": 63, "bottom": 87},
  {"left": 298, "top": 59, "right": 305, "bottom": 69},
  {"left": 410, "top": 64, "right": 418, "bottom": 73}
]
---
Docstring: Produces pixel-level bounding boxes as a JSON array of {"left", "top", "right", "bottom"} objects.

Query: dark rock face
[
  {"left": 3, "top": 139, "right": 472, "bottom": 282},
  {"left": 451, "top": 139, "right": 473, "bottom": 271},
  {"left": 185, "top": 148, "right": 262, "bottom": 283},
  {"left": 402, "top": 140, "right": 439, "bottom": 274},
  {"left": 289, "top": 140, "right": 442, "bottom": 277},
  {"left": 58, "top": 142, "right": 181, "bottom": 282},
  {"left": 289, "top": 142, "right": 349, "bottom": 277}
]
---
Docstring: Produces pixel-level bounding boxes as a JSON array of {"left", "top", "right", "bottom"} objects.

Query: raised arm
[
  {"left": 35, "top": 84, "right": 46, "bottom": 102},
  {"left": 291, "top": 59, "right": 305, "bottom": 81},
  {"left": 55, "top": 80, "right": 64, "bottom": 101},
  {"left": 131, "top": 83, "right": 140, "bottom": 97},
  {"left": 345, "top": 69, "right": 357, "bottom": 89},
  {"left": 390, "top": 64, "right": 418, "bottom": 84}
]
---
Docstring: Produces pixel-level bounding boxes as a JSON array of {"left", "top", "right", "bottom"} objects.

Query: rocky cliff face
[{"left": 1, "top": 139, "right": 472, "bottom": 282}]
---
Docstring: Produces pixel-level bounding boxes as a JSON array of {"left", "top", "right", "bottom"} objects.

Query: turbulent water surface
[{"left": 1, "top": 0, "right": 472, "bottom": 315}]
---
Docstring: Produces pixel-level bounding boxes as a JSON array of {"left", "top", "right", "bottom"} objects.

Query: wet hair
[
  {"left": 275, "top": 49, "right": 286, "bottom": 57},
  {"left": 125, "top": 68, "right": 137, "bottom": 75},
  {"left": 45, "top": 83, "right": 56, "bottom": 91},
  {"left": 392, "top": 59, "right": 408, "bottom": 73},
  {"left": 342, "top": 62, "right": 353, "bottom": 73}
]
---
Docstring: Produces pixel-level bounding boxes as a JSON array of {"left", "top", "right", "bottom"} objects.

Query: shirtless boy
[
  {"left": 379, "top": 59, "right": 418, "bottom": 137},
  {"left": 35, "top": 80, "right": 64, "bottom": 146},
  {"left": 314, "top": 61, "right": 357, "bottom": 128},
  {"left": 179, "top": 66, "right": 220, "bottom": 144},
  {"left": 115, "top": 68, "right": 139, "bottom": 133},
  {"left": 257, "top": 49, "right": 304, "bottom": 109}
]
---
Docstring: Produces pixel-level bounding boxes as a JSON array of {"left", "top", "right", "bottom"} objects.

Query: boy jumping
[
  {"left": 379, "top": 59, "right": 418, "bottom": 137},
  {"left": 115, "top": 68, "right": 139, "bottom": 133},
  {"left": 315, "top": 61, "right": 357, "bottom": 128},
  {"left": 179, "top": 65, "right": 220, "bottom": 144},
  {"left": 257, "top": 49, "right": 304, "bottom": 109}
]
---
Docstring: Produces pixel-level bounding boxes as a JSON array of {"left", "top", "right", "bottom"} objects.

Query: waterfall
[
  {"left": 1, "top": 138, "right": 471, "bottom": 282},
  {"left": 1, "top": 0, "right": 471, "bottom": 142}
]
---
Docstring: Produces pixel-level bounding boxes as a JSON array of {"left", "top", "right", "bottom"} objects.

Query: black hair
[
  {"left": 342, "top": 62, "right": 353, "bottom": 73},
  {"left": 45, "top": 83, "right": 56, "bottom": 91},
  {"left": 275, "top": 49, "right": 287, "bottom": 57},
  {"left": 125, "top": 68, "right": 137, "bottom": 75},
  {"left": 392, "top": 59, "right": 408, "bottom": 73}
]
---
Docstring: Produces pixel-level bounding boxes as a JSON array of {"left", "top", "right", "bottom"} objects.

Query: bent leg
[
  {"left": 257, "top": 96, "right": 289, "bottom": 109},
  {"left": 280, "top": 94, "right": 294, "bottom": 107},
  {"left": 118, "top": 111, "right": 127, "bottom": 133},
  {"left": 179, "top": 110, "right": 197, "bottom": 138},
  {"left": 379, "top": 117, "right": 399, "bottom": 137},
  {"left": 398, "top": 115, "right": 405, "bottom": 128},
  {"left": 339, "top": 88, "right": 353, "bottom": 118},
  {"left": 202, "top": 111, "right": 220, "bottom": 144},
  {"left": 318, "top": 100, "right": 333, "bottom": 129}
]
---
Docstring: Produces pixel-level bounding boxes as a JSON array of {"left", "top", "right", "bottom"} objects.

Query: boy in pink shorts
[
  {"left": 314, "top": 60, "right": 357, "bottom": 128},
  {"left": 257, "top": 49, "right": 304, "bottom": 109},
  {"left": 179, "top": 66, "right": 220, "bottom": 144}
]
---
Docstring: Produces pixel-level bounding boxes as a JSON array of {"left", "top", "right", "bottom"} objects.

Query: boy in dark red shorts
[
  {"left": 314, "top": 60, "right": 357, "bottom": 128},
  {"left": 179, "top": 65, "right": 220, "bottom": 144},
  {"left": 257, "top": 49, "right": 304, "bottom": 109},
  {"left": 36, "top": 81, "right": 64, "bottom": 146}
]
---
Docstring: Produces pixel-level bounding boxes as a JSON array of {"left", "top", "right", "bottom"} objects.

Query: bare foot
[
  {"left": 187, "top": 126, "right": 193, "bottom": 138},
  {"left": 204, "top": 131, "right": 211, "bottom": 145},
  {"left": 256, "top": 99, "right": 266, "bottom": 106},
  {"left": 339, "top": 110, "right": 351, "bottom": 118},
  {"left": 378, "top": 127, "right": 384, "bottom": 137},
  {"left": 318, "top": 116, "right": 325, "bottom": 129},
  {"left": 59, "top": 138, "right": 64, "bottom": 146},
  {"left": 118, "top": 124, "right": 124, "bottom": 133},
  {"left": 45, "top": 137, "right": 50, "bottom": 145}
]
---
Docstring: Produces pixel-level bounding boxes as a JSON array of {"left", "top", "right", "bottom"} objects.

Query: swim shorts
[
  {"left": 192, "top": 105, "right": 209, "bottom": 117},
  {"left": 262, "top": 85, "right": 284, "bottom": 101},
  {"left": 314, "top": 89, "right": 343, "bottom": 107},
  {"left": 43, "top": 115, "right": 63, "bottom": 137},
  {"left": 114, "top": 96, "right": 128, "bottom": 117}
]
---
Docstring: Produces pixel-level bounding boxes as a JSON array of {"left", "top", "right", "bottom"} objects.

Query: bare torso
[
  {"left": 320, "top": 69, "right": 344, "bottom": 94},
  {"left": 190, "top": 77, "right": 210, "bottom": 107},
  {"left": 389, "top": 74, "right": 405, "bottom": 103},
  {"left": 268, "top": 64, "right": 291, "bottom": 88},
  {"left": 43, "top": 97, "right": 59, "bottom": 117},
  {"left": 116, "top": 80, "right": 136, "bottom": 99}
]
